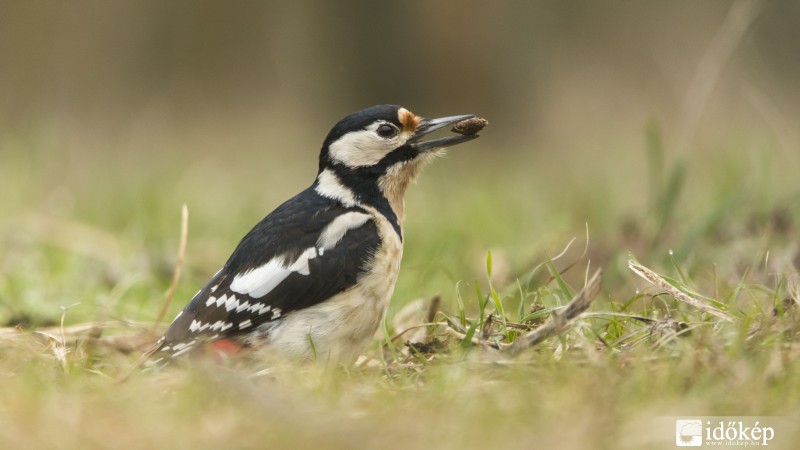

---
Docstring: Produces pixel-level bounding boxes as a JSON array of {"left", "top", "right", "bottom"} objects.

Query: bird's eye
[{"left": 376, "top": 124, "right": 398, "bottom": 139}]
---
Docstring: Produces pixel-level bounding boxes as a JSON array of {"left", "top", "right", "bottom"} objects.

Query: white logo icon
[{"left": 676, "top": 420, "right": 703, "bottom": 446}]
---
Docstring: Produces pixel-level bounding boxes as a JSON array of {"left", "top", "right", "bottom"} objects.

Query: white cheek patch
[
  {"left": 329, "top": 128, "right": 387, "bottom": 167},
  {"left": 328, "top": 124, "right": 410, "bottom": 168}
]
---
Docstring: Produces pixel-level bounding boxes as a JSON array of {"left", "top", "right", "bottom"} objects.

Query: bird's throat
[{"left": 377, "top": 156, "right": 430, "bottom": 225}]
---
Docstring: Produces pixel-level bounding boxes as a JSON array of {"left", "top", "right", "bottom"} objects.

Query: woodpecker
[{"left": 152, "top": 105, "right": 483, "bottom": 365}]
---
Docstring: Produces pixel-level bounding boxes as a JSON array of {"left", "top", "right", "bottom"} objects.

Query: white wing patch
[
  {"left": 229, "top": 212, "right": 371, "bottom": 300},
  {"left": 230, "top": 259, "right": 292, "bottom": 298},
  {"left": 317, "top": 212, "right": 371, "bottom": 250}
]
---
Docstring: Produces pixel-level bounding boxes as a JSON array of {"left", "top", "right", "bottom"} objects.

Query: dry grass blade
[
  {"left": 628, "top": 259, "right": 733, "bottom": 322},
  {"left": 0, "top": 320, "right": 161, "bottom": 356},
  {"left": 505, "top": 269, "right": 602, "bottom": 356},
  {"left": 152, "top": 204, "right": 189, "bottom": 330}
]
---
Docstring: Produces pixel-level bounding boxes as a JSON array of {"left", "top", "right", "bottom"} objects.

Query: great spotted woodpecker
[{"left": 152, "top": 105, "right": 484, "bottom": 364}]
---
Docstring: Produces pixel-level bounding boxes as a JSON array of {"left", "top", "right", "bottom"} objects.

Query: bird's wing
[{"left": 156, "top": 189, "right": 381, "bottom": 357}]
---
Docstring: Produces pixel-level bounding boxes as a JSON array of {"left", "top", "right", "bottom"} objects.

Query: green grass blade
[{"left": 545, "top": 254, "right": 573, "bottom": 298}]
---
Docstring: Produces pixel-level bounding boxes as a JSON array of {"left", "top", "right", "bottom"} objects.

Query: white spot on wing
[
  {"left": 245, "top": 302, "right": 267, "bottom": 315},
  {"left": 172, "top": 345, "right": 195, "bottom": 357},
  {"left": 224, "top": 295, "right": 239, "bottom": 312},
  {"left": 171, "top": 340, "right": 197, "bottom": 357},
  {"left": 206, "top": 297, "right": 216, "bottom": 307},
  {"left": 239, "top": 319, "right": 252, "bottom": 329}
]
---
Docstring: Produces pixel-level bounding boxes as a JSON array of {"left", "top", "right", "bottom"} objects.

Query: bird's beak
[{"left": 408, "top": 114, "right": 479, "bottom": 152}]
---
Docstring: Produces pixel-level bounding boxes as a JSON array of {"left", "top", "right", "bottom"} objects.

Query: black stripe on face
[{"left": 327, "top": 159, "right": 405, "bottom": 241}]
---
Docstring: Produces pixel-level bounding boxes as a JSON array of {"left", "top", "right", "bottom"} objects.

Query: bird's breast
[
  {"left": 358, "top": 208, "right": 404, "bottom": 301},
  {"left": 255, "top": 210, "right": 403, "bottom": 364}
]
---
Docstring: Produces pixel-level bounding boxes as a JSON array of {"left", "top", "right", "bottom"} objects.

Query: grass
[{"left": 1, "top": 121, "right": 799, "bottom": 449}]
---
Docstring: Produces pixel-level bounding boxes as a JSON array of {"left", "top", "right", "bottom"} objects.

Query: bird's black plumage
[{"left": 159, "top": 187, "right": 381, "bottom": 353}]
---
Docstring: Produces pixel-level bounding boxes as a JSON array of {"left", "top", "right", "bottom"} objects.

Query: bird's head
[{"left": 315, "top": 105, "right": 481, "bottom": 223}]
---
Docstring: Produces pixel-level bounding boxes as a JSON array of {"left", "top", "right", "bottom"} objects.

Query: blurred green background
[
  {"left": 1, "top": 0, "right": 799, "bottom": 325},
  {"left": 2, "top": 3, "right": 800, "bottom": 450}
]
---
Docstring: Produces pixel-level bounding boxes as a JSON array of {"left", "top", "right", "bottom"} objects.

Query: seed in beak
[{"left": 451, "top": 117, "right": 489, "bottom": 136}]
